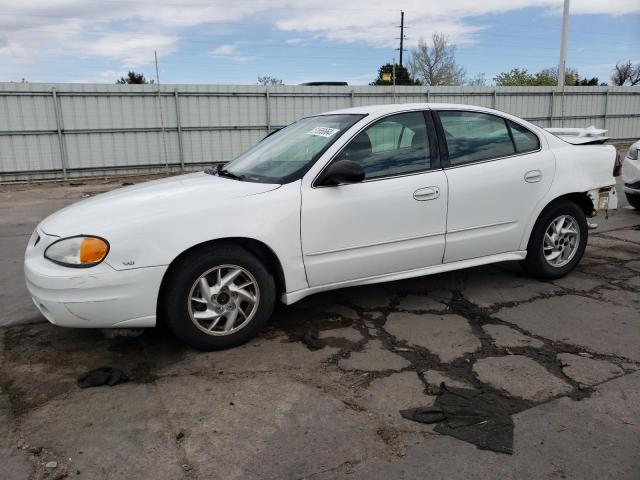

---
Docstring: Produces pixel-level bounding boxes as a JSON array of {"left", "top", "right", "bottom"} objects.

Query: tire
[
  {"left": 162, "top": 244, "right": 275, "bottom": 350},
  {"left": 625, "top": 193, "right": 640, "bottom": 210},
  {"left": 522, "top": 200, "right": 588, "bottom": 280}
]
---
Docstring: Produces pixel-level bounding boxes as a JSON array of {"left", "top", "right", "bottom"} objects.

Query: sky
[{"left": 1, "top": 0, "right": 639, "bottom": 85}]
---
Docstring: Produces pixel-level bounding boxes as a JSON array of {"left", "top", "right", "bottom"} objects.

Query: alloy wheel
[
  {"left": 187, "top": 264, "right": 260, "bottom": 336},
  {"left": 543, "top": 214, "right": 580, "bottom": 268}
]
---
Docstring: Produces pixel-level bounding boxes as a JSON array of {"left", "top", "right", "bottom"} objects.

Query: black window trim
[
  {"left": 433, "top": 109, "right": 542, "bottom": 169},
  {"left": 311, "top": 108, "right": 442, "bottom": 188}
]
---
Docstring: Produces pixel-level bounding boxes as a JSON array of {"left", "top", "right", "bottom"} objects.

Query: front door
[{"left": 300, "top": 111, "right": 448, "bottom": 287}]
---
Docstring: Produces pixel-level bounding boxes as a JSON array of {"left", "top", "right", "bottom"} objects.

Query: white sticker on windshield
[{"left": 306, "top": 126, "right": 340, "bottom": 138}]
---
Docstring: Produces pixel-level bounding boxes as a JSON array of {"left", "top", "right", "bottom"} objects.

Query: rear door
[{"left": 436, "top": 109, "right": 555, "bottom": 263}]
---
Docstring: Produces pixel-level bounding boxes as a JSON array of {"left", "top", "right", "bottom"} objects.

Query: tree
[
  {"left": 257, "top": 75, "right": 284, "bottom": 86},
  {"left": 116, "top": 71, "right": 153, "bottom": 84},
  {"left": 574, "top": 77, "right": 602, "bottom": 86},
  {"left": 494, "top": 68, "right": 536, "bottom": 86},
  {"left": 370, "top": 63, "right": 420, "bottom": 86},
  {"left": 495, "top": 66, "right": 591, "bottom": 86},
  {"left": 408, "top": 33, "right": 466, "bottom": 86},
  {"left": 537, "top": 66, "right": 579, "bottom": 85},
  {"left": 611, "top": 61, "right": 640, "bottom": 86},
  {"left": 466, "top": 73, "right": 487, "bottom": 86}
]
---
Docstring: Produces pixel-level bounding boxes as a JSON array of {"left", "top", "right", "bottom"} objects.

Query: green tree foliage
[
  {"left": 257, "top": 75, "right": 284, "bottom": 85},
  {"left": 494, "top": 68, "right": 535, "bottom": 86},
  {"left": 370, "top": 63, "right": 420, "bottom": 86},
  {"left": 116, "top": 71, "right": 153, "bottom": 84},
  {"left": 495, "top": 67, "right": 599, "bottom": 86},
  {"left": 575, "top": 77, "right": 602, "bottom": 86}
]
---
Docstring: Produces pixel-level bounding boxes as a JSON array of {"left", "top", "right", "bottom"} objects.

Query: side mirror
[{"left": 317, "top": 160, "right": 365, "bottom": 186}]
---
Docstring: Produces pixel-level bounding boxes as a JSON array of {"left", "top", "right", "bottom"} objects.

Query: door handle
[
  {"left": 524, "top": 170, "right": 542, "bottom": 183},
  {"left": 413, "top": 186, "right": 440, "bottom": 201}
]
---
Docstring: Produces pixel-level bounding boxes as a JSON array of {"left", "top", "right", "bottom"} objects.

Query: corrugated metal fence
[{"left": 1, "top": 83, "right": 639, "bottom": 181}]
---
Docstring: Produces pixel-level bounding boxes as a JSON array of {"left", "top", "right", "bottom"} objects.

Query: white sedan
[
  {"left": 25, "top": 103, "right": 620, "bottom": 350},
  {"left": 622, "top": 140, "right": 640, "bottom": 209}
]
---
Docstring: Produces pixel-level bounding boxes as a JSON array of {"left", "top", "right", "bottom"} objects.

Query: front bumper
[
  {"left": 24, "top": 229, "right": 167, "bottom": 328},
  {"left": 623, "top": 181, "right": 640, "bottom": 196}
]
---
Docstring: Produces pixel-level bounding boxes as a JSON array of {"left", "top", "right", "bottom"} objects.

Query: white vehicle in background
[
  {"left": 25, "top": 103, "right": 620, "bottom": 350},
  {"left": 622, "top": 140, "right": 640, "bottom": 210}
]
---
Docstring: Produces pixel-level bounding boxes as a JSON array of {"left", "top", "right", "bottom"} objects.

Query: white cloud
[
  {"left": 1, "top": 0, "right": 638, "bottom": 78},
  {"left": 209, "top": 44, "right": 256, "bottom": 62},
  {"left": 210, "top": 45, "right": 238, "bottom": 56}
]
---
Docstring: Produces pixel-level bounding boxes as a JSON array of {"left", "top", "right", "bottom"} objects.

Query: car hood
[{"left": 39, "top": 172, "right": 280, "bottom": 237}]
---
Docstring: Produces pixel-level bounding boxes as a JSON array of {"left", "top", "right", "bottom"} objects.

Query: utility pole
[
  {"left": 396, "top": 11, "right": 406, "bottom": 67},
  {"left": 392, "top": 59, "right": 397, "bottom": 102},
  {"left": 558, "top": 0, "right": 570, "bottom": 88}
]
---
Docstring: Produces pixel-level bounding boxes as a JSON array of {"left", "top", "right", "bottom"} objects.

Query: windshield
[{"left": 220, "top": 114, "right": 364, "bottom": 183}]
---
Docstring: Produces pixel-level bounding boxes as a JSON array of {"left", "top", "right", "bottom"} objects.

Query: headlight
[
  {"left": 44, "top": 236, "right": 109, "bottom": 267},
  {"left": 627, "top": 142, "right": 639, "bottom": 161}
]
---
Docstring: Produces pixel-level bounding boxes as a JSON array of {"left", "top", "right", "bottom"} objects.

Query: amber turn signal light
[{"left": 80, "top": 237, "right": 109, "bottom": 264}]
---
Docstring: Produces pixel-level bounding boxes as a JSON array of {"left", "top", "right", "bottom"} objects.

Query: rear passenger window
[
  {"left": 438, "top": 111, "right": 515, "bottom": 165},
  {"left": 508, "top": 120, "right": 540, "bottom": 153}
]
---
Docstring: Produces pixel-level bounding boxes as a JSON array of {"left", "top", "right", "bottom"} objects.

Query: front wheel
[
  {"left": 162, "top": 245, "right": 275, "bottom": 350},
  {"left": 625, "top": 193, "right": 640, "bottom": 210},
  {"left": 522, "top": 200, "right": 588, "bottom": 279}
]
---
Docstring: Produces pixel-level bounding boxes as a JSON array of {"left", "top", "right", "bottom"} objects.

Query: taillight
[{"left": 613, "top": 151, "right": 622, "bottom": 177}]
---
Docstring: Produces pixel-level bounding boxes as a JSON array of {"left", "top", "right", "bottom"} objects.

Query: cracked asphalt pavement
[{"left": 1, "top": 174, "right": 639, "bottom": 479}]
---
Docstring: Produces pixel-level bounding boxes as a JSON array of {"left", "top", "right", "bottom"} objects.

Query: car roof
[{"left": 320, "top": 103, "right": 500, "bottom": 116}]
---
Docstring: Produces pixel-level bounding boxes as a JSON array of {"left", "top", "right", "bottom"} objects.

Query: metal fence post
[
  {"left": 350, "top": 89, "right": 355, "bottom": 107},
  {"left": 549, "top": 91, "right": 555, "bottom": 127},
  {"left": 265, "top": 87, "right": 271, "bottom": 133},
  {"left": 51, "top": 87, "right": 68, "bottom": 179},
  {"left": 174, "top": 89, "right": 185, "bottom": 171},
  {"left": 493, "top": 89, "right": 497, "bottom": 109},
  {"left": 426, "top": 89, "right": 431, "bottom": 103},
  {"left": 603, "top": 88, "right": 609, "bottom": 130}
]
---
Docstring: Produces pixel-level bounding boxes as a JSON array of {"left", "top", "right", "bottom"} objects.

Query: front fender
[{"left": 104, "top": 181, "right": 307, "bottom": 294}]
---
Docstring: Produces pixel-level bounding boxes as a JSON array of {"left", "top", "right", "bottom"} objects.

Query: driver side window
[{"left": 335, "top": 111, "right": 431, "bottom": 179}]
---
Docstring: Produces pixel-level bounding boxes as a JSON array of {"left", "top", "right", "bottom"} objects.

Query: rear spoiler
[{"left": 544, "top": 126, "right": 610, "bottom": 145}]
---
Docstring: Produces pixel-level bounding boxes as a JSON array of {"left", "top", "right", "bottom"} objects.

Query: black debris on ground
[
  {"left": 302, "top": 328, "right": 326, "bottom": 351},
  {"left": 77, "top": 367, "right": 129, "bottom": 389},
  {"left": 400, "top": 383, "right": 532, "bottom": 455}
]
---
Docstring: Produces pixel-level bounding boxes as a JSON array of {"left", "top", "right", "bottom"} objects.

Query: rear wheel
[
  {"left": 625, "top": 193, "right": 640, "bottom": 210},
  {"left": 162, "top": 245, "right": 275, "bottom": 350},
  {"left": 522, "top": 200, "right": 588, "bottom": 279}
]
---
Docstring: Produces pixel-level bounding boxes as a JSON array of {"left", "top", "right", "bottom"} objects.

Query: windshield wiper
[{"left": 205, "top": 164, "right": 245, "bottom": 181}]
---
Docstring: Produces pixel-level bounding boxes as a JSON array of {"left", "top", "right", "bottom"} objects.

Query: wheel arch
[
  {"left": 156, "top": 237, "right": 286, "bottom": 325},
  {"left": 551, "top": 192, "right": 594, "bottom": 217},
  {"left": 521, "top": 191, "right": 593, "bottom": 251}
]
